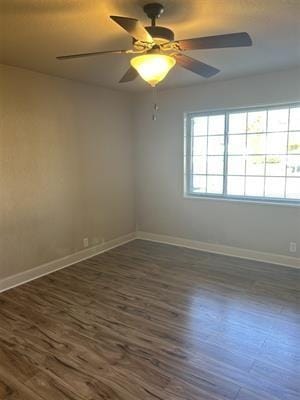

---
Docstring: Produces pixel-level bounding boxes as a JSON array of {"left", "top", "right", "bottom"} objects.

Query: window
[{"left": 184, "top": 103, "right": 300, "bottom": 204}]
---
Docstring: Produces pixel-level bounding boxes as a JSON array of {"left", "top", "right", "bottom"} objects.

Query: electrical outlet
[
  {"left": 289, "top": 242, "right": 297, "bottom": 253},
  {"left": 83, "top": 238, "right": 89, "bottom": 248}
]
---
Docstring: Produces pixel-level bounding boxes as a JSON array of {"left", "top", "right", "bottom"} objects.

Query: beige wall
[
  {"left": 134, "top": 68, "right": 300, "bottom": 258},
  {"left": 0, "top": 64, "right": 135, "bottom": 280},
  {"left": 1, "top": 65, "right": 299, "bottom": 283}
]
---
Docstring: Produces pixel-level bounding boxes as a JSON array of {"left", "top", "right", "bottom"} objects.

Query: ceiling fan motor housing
[
  {"left": 143, "top": 3, "right": 174, "bottom": 44},
  {"left": 145, "top": 26, "right": 174, "bottom": 44}
]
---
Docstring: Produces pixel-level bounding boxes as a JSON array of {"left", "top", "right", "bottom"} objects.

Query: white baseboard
[
  {"left": 0, "top": 232, "right": 136, "bottom": 293},
  {"left": 136, "top": 231, "right": 300, "bottom": 269},
  {"left": 1, "top": 230, "right": 298, "bottom": 294}
]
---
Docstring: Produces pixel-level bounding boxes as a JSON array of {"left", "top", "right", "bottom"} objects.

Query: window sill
[{"left": 184, "top": 193, "right": 300, "bottom": 208}]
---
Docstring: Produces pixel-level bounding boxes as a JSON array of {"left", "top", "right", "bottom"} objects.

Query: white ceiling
[{"left": 1, "top": 0, "right": 300, "bottom": 91}]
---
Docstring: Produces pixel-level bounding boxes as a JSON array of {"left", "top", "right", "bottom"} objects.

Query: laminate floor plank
[
  {"left": 0, "top": 239, "right": 299, "bottom": 399},
  {"left": 0, "top": 368, "right": 44, "bottom": 400}
]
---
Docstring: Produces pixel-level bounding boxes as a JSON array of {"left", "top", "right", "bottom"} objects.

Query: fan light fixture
[
  {"left": 57, "top": 3, "right": 253, "bottom": 86},
  {"left": 130, "top": 54, "right": 176, "bottom": 87}
]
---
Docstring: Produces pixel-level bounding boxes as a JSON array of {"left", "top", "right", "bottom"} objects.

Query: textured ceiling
[{"left": 0, "top": 0, "right": 300, "bottom": 91}]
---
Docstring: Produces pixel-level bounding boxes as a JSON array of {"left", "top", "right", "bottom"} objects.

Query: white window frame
[{"left": 184, "top": 102, "right": 300, "bottom": 206}]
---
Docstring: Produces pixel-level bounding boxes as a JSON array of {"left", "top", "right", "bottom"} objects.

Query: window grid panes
[{"left": 185, "top": 104, "right": 300, "bottom": 203}]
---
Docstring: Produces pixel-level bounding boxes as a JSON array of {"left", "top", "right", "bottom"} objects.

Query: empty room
[{"left": 0, "top": 0, "right": 300, "bottom": 399}]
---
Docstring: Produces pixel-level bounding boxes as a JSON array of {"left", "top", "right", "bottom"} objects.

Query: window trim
[{"left": 184, "top": 102, "right": 300, "bottom": 206}]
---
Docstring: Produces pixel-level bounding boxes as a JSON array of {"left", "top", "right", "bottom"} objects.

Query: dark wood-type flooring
[{"left": 0, "top": 239, "right": 299, "bottom": 399}]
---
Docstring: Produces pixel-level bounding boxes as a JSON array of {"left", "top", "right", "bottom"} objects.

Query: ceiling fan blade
[
  {"left": 110, "top": 15, "right": 153, "bottom": 43},
  {"left": 175, "top": 54, "right": 220, "bottom": 78},
  {"left": 119, "top": 66, "right": 139, "bottom": 83},
  {"left": 176, "top": 32, "right": 252, "bottom": 51},
  {"left": 57, "top": 49, "right": 128, "bottom": 60}
]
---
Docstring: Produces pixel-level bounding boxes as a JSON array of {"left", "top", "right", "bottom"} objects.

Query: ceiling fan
[{"left": 57, "top": 3, "right": 253, "bottom": 87}]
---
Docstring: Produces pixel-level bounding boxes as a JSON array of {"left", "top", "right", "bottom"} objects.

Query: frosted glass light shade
[{"left": 130, "top": 54, "right": 176, "bottom": 87}]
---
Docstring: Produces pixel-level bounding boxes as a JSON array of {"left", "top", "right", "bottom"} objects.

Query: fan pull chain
[{"left": 152, "top": 86, "right": 159, "bottom": 121}]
